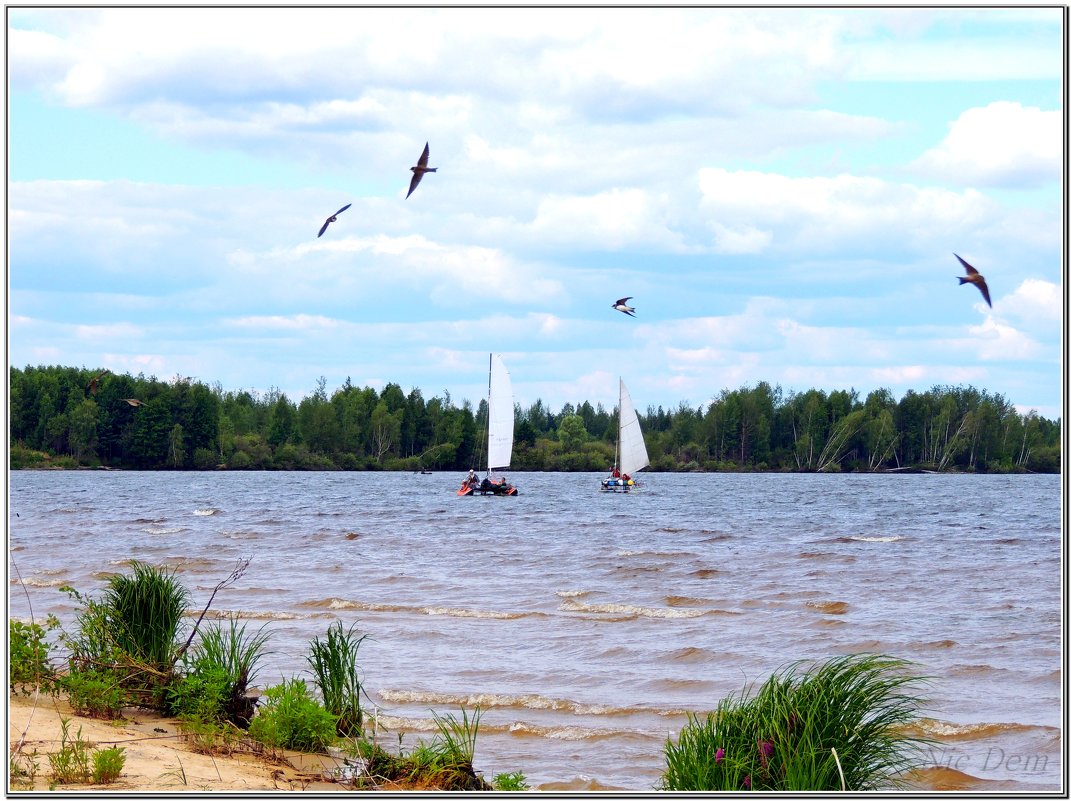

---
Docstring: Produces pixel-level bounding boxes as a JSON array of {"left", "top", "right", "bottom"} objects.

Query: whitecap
[{"left": 559, "top": 598, "right": 707, "bottom": 619}]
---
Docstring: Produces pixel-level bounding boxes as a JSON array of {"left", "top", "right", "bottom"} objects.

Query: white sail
[
  {"left": 617, "top": 378, "right": 649, "bottom": 477},
  {"left": 486, "top": 354, "right": 514, "bottom": 471}
]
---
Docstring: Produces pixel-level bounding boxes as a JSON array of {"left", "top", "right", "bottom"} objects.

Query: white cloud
[
  {"left": 530, "top": 189, "right": 681, "bottom": 251},
  {"left": 698, "top": 168, "right": 998, "bottom": 254},
  {"left": 966, "top": 317, "right": 1042, "bottom": 361},
  {"left": 996, "top": 278, "right": 1062, "bottom": 326},
  {"left": 912, "top": 102, "right": 1061, "bottom": 188}
]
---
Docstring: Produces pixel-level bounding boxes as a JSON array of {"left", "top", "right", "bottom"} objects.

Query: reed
[
  {"left": 188, "top": 614, "right": 273, "bottom": 725},
  {"left": 193, "top": 616, "right": 271, "bottom": 687},
  {"left": 306, "top": 621, "right": 369, "bottom": 736},
  {"left": 101, "top": 561, "right": 189, "bottom": 668},
  {"left": 431, "top": 706, "right": 481, "bottom": 765},
  {"left": 662, "top": 653, "right": 931, "bottom": 791}
]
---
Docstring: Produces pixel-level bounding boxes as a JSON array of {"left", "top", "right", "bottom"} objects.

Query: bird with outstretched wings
[
  {"left": 612, "top": 297, "right": 636, "bottom": 317},
  {"left": 954, "top": 253, "right": 992, "bottom": 308},
  {"left": 318, "top": 204, "right": 352, "bottom": 238},
  {"left": 407, "top": 142, "right": 437, "bottom": 198}
]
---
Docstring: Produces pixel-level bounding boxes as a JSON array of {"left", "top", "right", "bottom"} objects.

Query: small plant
[
  {"left": 180, "top": 718, "right": 243, "bottom": 755},
  {"left": 9, "top": 747, "right": 41, "bottom": 789},
  {"left": 306, "top": 621, "right": 369, "bottom": 736},
  {"left": 166, "top": 666, "right": 233, "bottom": 723},
  {"left": 59, "top": 669, "right": 128, "bottom": 719},
  {"left": 248, "top": 678, "right": 338, "bottom": 753},
  {"left": 661, "top": 653, "right": 931, "bottom": 791},
  {"left": 47, "top": 719, "right": 92, "bottom": 784},
  {"left": 493, "top": 771, "right": 529, "bottom": 790},
  {"left": 9, "top": 617, "right": 58, "bottom": 693},
  {"left": 91, "top": 746, "right": 125, "bottom": 784},
  {"left": 431, "top": 705, "right": 480, "bottom": 764}
]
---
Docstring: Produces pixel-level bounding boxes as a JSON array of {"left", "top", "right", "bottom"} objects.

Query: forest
[{"left": 8, "top": 365, "right": 1061, "bottom": 474}]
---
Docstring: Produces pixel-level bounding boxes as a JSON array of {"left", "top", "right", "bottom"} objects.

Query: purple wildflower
[
  {"left": 743, "top": 775, "right": 751, "bottom": 790},
  {"left": 758, "top": 739, "right": 775, "bottom": 771},
  {"left": 715, "top": 747, "right": 725, "bottom": 763}
]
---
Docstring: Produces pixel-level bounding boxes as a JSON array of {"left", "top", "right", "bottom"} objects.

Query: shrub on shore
[
  {"left": 247, "top": 677, "right": 338, "bottom": 753},
  {"left": 661, "top": 653, "right": 931, "bottom": 791},
  {"left": 9, "top": 618, "right": 58, "bottom": 693}
]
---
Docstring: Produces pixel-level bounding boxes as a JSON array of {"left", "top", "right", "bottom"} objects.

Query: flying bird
[
  {"left": 954, "top": 253, "right": 992, "bottom": 308},
  {"left": 612, "top": 297, "right": 636, "bottom": 317},
  {"left": 87, "top": 369, "right": 110, "bottom": 396},
  {"left": 317, "top": 204, "right": 352, "bottom": 238},
  {"left": 406, "top": 142, "right": 437, "bottom": 198},
  {"left": 122, "top": 398, "right": 144, "bottom": 407}
]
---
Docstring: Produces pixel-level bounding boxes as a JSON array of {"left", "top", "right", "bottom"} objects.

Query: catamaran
[
  {"left": 601, "top": 378, "right": 649, "bottom": 492},
  {"left": 458, "top": 354, "right": 518, "bottom": 496}
]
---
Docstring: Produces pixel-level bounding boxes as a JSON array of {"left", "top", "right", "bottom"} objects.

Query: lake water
[{"left": 8, "top": 470, "right": 1063, "bottom": 791}]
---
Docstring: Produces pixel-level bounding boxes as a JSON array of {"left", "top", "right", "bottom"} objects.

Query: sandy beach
[{"left": 8, "top": 691, "right": 346, "bottom": 792}]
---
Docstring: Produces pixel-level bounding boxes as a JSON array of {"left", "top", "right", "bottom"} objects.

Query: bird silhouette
[
  {"left": 122, "top": 398, "right": 144, "bottom": 407},
  {"left": 406, "top": 142, "right": 437, "bottom": 198},
  {"left": 86, "top": 369, "right": 110, "bottom": 396},
  {"left": 317, "top": 204, "right": 352, "bottom": 238},
  {"left": 612, "top": 297, "right": 636, "bottom": 317},
  {"left": 954, "top": 253, "right": 992, "bottom": 308}
]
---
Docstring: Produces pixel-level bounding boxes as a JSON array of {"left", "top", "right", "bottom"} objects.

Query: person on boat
[
  {"left": 480, "top": 476, "right": 493, "bottom": 492},
  {"left": 622, "top": 473, "right": 631, "bottom": 483},
  {"left": 611, "top": 467, "right": 621, "bottom": 478},
  {"left": 466, "top": 468, "right": 478, "bottom": 487}
]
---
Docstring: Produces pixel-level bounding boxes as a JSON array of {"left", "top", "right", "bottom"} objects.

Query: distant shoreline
[{"left": 9, "top": 464, "right": 1051, "bottom": 475}]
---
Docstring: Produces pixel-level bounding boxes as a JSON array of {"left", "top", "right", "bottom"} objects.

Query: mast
[
  {"left": 614, "top": 377, "right": 623, "bottom": 472},
  {"left": 486, "top": 353, "right": 492, "bottom": 476}
]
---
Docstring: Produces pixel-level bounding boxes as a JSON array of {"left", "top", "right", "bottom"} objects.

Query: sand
[{"left": 8, "top": 691, "right": 346, "bottom": 792}]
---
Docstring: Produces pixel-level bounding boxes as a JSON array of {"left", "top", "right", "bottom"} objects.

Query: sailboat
[
  {"left": 458, "top": 354, "right": 518, "bottom": 496},
  {"left": 601, "top": 378, "right": 649, "bottom": 493}
]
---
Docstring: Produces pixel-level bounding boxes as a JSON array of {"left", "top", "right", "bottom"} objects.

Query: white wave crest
[
  {"left": 194, "top": 508, "right": 220, "bottom": 516},
  {"left": 11, "top": 576, "right": 66, "bottom": 588},
  {"left": 559, "top": 598, "right": 707, "bottom": 619},
  {"left": 377, "top": 689, "right": 623, "bottom": 716},
  {"left": 849, "top": 535, "right": 905, "bottom": 543},
  {"left": 422, "top": 606, "right": 520, "bottom": 619}
]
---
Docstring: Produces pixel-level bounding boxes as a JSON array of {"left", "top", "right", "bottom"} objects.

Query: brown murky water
[{"left": 9, "top": 470, "right": 1062, "bottom": 790}]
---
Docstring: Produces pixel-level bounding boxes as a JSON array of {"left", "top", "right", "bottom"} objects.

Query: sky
[{"left": 6, "top": 7, "right": 1066, "bottom": 420}]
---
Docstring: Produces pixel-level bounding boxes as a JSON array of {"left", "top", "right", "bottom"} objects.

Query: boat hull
[{"left": 458, "top": 482, "right": 518, "bottom": 496}]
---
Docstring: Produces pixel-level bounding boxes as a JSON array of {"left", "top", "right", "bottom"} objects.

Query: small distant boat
[
  {"left": 601, "top": 378, "right": 649, "bottom": 493},
  {"left": 458, "top": 354, "right": 518, "bottom": 497}
]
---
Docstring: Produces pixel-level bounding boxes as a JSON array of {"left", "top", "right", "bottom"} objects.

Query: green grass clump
[
  {"left": 662, "top": 653, "right": 931, "bottom": 791},
  {"left": 91, "top": 746, "right": 125, "bottom": 784},
  {"left": 248, "top": 678, "right": 338, "bottom": 753},
  {"left": 345, "top": 706, "right": 493, "bottom": 791},
  {"left": 47, "top": 719, "right": 92, "bottom": 784},
  {"left": 101, "top": 561, "right": 189, "bottom": 668},
  {"left": 174, "top": 615, "right": 272, "bottom": 726},
  {"left": 306, "top": 621, "right": 369, "bottom": 736}
]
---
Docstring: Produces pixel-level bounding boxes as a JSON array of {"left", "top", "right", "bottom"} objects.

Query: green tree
[{"left": 557, "top": 414, "right": 589, "bottom": 453}]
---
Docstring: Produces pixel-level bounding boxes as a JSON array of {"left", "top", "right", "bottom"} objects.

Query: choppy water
[{"left": 8, "top": 470, "right": 1063, "bottom": 791}]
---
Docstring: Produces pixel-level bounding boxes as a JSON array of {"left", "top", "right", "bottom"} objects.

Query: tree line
[{"left": 9, "top": 365, "right": 1061, "bottom": 474}]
